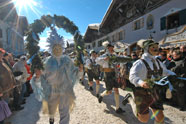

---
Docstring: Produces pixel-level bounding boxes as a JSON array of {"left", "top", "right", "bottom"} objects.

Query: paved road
[{"left": 7, "top": 79, "right": 186, "bottom": 124}]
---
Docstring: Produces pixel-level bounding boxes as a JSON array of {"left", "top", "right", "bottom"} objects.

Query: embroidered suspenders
[{"left": 141, "top": 59, "right": 163, "bottom": 79}]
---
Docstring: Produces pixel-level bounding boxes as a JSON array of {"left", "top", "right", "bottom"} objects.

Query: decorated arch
[{"left": 25, "top": 15, "right": 84, "bottom": 72}]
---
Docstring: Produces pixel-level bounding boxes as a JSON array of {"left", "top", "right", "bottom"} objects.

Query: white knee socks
[
  {"left": 96, "top": 84, "right": 100, "bottom": 95},
  {"left": 128, "top": 96, "right": 137, "bottom": 117},
  {"left": 114, "top": 93, "right": 120, "bottom": 110}
]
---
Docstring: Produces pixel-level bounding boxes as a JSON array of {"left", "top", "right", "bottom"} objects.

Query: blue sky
[{"left": 14, "top": 0, "right": 111, "bottom": 49}]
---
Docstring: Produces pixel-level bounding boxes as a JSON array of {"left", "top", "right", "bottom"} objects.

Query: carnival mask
[
  {"left": 52, "top": 44, "right": 63, "bottom": 57},
  {"left": 148, "top": 44, "right": 159, "bottom": 56}
]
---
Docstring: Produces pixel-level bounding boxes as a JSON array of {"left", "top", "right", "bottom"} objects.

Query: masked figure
[{"left": 31, "top": 27, "right": 82, "bottom": 124}]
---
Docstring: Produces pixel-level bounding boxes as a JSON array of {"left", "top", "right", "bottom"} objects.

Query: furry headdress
[{"left": 46, "top": 27, "right": 65, "bottom": 53}]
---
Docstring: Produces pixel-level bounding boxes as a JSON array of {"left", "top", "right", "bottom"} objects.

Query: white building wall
[
  {"left": 0, "top": 20, "right": 25, "bottom": 55},
  {"left": 88, "top": 0, "right": 186, "bottom": 52},
  {"left": 9, "top": 27, "right": 25, "bottom": 55},
  {"left": 123, "top": 0, "right": 186, "bottom": 44}
]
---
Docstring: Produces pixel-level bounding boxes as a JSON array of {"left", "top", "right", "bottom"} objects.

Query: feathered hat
[
  {"left": 46, "top": 27, "right": 65, "bottom": 53},
  {"left": 137, "top": 39, "right": 158, "bottom": 49}
]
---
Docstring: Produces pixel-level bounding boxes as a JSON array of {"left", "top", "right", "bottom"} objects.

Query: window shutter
[
  {"left": 117, "top": 32, "right": 119, "bottom": 41},
  {"left": 132, "top": 22, "right": 135, "bottom": 31},
  {"left": 160, "top": 17, "right": 166, "bottom": 31},
  {"left": 123, "top": 30, "right": 125, "bottom": 40},
  {"left": 141, "top": 18, "right": 144, "bottom": 28},
  {"left": 114, "top": 34, "right": 117, "bottom": 42},
  {"left": 179, "top": 8, "right": 186, "bottom": 26},
  {"left": 0, "top": 29, "right": 2, "bottom": 38}
]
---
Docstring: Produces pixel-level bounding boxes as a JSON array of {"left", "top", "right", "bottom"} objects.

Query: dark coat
[
  {"left": 0, "top": 61, "right": 16, "bottom": 94},
  {"left": 168, "top": 57, "right": 186, "bottom": 78}
]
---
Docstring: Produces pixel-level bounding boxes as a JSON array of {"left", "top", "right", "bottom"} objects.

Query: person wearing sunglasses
[{"left": 157, "top": 50, "right": 170, "bottom": 68}]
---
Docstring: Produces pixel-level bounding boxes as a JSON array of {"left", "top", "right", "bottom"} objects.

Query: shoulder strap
[
  {"left": 155, "top": 59, "right": 163, "bottom": 76},
  {"left": 89, "top": 58, "right": 93, "bottom": 63},
  {"left": 141, "top": 59, "right": 153, "bottom": 79}
]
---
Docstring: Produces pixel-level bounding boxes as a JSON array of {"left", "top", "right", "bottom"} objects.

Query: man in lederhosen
[
  {"left": 123, "top": 39, "right": 175, "bottom": 124},
  {"left": 96, "top": 43, "right": 125, "bottom": 114},
  {"left": 85, "top": 50, "right": 100, "bottom": 97}
]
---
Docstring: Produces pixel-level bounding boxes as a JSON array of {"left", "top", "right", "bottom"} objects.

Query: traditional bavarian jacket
[
  {"left": 129, "top": 53, "right": 175, "bottom": 87},
  {"left": 96, "top": 52, "right": 115, "bottom": 69}
]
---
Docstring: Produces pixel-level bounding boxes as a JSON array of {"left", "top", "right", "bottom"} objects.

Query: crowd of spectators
[{"left": 0, "top": 48, "right": 33, "bottom": 124}]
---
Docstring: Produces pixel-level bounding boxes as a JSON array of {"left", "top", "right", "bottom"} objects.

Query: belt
[
  {"left": 100, "top": 68, "right": 104, "bottom": 72},
  {"left": 103, "top": 68, "right": 115, "bottom": 72},
  {"left": 134, "top": 88, "right": 151, "bottom": 95}
]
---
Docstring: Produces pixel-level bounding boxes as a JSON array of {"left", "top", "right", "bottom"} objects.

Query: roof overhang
[
  {"left": 84, "top": 23, "right": 100, "bottom": 41},
  {"left": 99, "top": 0, "right": 117, "bottom": 29}
]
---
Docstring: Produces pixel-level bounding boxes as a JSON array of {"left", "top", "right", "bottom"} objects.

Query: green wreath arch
[{"left": 25, "top": 14, "right": 84, "bottom": 72}]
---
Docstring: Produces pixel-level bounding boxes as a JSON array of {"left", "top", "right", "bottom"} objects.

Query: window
[
  {"left": 0, "top": 42, "right": 2, "bottom": 48},
  {"left": 98, "top": 40, "right": 102, "bottom": 47},
  {"left": 119, "top": 31, "right": 124, "bottom": 41},
  {"left": 147, "top": 14, "right": 154, "bottom": 30},
  {"left": 134, "top": 20, "right": 140, "bottom": 30},
  {"left": 179, "top": 9, "right": 186, "bottom": 26},
  {"left": 161, "top": 13, "right": 180, "bottom": 30},
  {"left": 108, "top": 36, "right": 112, "bottom": 42},
  {"left": 133, "top": 18, "right": 144, "bottom": 30},
  {"left": 160, "top": 17, "right": 166, "bottom": 31},
  {"left": 160, "top": 9, "right": 186, "bottom": 31},
  {"left": 7, "top": 29, "right": 12, "bottom": 46},
  {"left": 114, "top": 34, "right": 118, "bottom": 42},
  {"left": 167, "top": 13, "right": 180, "bottom": 29},
  {"left": 0, "top": 29, "right": 2, "bottom": 38},
  {"left": 116, "top": 33, "right": 120, "bottom": 41},
  {"left": 112, "top": 35, "right": 115, "bottom": 42},
  {"left": 87, "top": 45, "right": 91, "bottom": 49},
  {"left": 92, "top": 42, "right": 96, "bottom": 48}
]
